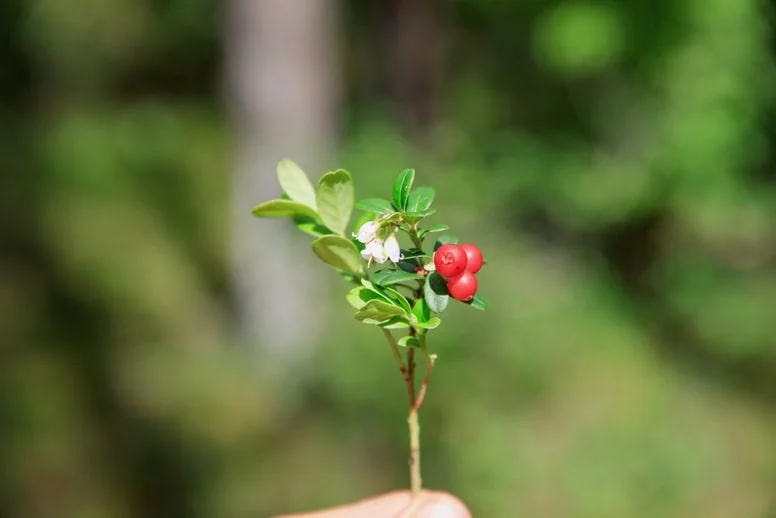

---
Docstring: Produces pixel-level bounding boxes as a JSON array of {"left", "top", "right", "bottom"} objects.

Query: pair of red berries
[{"left": 433, "top": 243, "right": 484, "bottom": 302}]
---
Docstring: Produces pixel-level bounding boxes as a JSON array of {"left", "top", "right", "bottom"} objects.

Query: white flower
[
  {"left": 354, "top": 221, "right": 380, "bottom": 244},
  {"left": 361, "top": 238, "right": 388, "bottom": 264},
  {"left": 383, "top": 233, "right": 402, "bottom": 263}
]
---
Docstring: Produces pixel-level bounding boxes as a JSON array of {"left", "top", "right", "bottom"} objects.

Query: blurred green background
[{"left": 3, "top": 0, "right": 776, "bottom": 517}]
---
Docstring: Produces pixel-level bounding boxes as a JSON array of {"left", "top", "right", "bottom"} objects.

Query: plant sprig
[{"left": 252, "top": 159, "right": 490, "bottom": 498}]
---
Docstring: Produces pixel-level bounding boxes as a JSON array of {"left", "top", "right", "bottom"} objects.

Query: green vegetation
[{"left": 2, "top": 0, "right": 775, "bottom": 517}]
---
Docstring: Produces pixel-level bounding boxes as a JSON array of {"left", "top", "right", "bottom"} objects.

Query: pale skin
[{"left": 274, "top": 490, "right": 471, "bottom": 518}]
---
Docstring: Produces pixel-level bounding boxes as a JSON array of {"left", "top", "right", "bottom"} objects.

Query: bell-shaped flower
[
  {"left": 361, "top": 238, "right": 388, "bottom": 264},
  {"left": 354, "top": 220, "right": 380, "bottom": 244},
  {"left": 383, "top": 233, "right": 402, "bottom": 263}
]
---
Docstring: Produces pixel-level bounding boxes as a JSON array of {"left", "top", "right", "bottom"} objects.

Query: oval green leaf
[
  {"left": 371, "top": 269, "right": 425, "bottom": 287},
  {"left": 381, "top": 285, "right": 414, "bottom": 315},
  {"left": 382, "top": 318, "right": 410, "bottom": 330},
  {"left": 292, "top": 216, "right": 332, "bottom": 238},
  {"left": 355, "top": 299, "right": 407, "bottom": 324},
  {"left": 252, "top": 199, "right": 319, "bottom": 220},
  {"left": 356, "top": 198, "right": 394, "bottom": 215},
  {"left": 392, "top": 168, "right": 415, "bottom": 211},
  {"left": 316, "top": 169, "right": 354, "bottom": 235},
  {"left": 406, "top": 186, "right": 436, "bottom": 213},
  {"left": 419, "top": 224, "right": 450, "bottom": 239},
  {"left": 311, "top": 235, "right": 364, "bottom": 275},
  {"left": 423, "top": 271, "right": 450, "bottom": 313},
  {"left": 414, "top": 316, "right": 441, "bottom": 330},
  {"left": 412, "top": 297, "right": 431, "bottom": 323},
  {"left": 397, "top": 335, "right": 421, "bottom": 348},
  {"left": 403, "top": 209, "right": 436, "bottom": 225},
  {"left": 277, "top": 159, "right": 317, "bottom": 209},
  {"left": 346, "top": 287, "right": 385, "bottom": 310}
]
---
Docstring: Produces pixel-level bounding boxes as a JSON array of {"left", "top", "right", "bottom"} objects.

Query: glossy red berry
[
  {"left": 447, "top": 270, "right": 478, "bottom": 302},
  {"left": 459, "top": 243, "right": 484, "bottom": 273},
  {"left": 434, "top": 244, "right": 468, "bottom": 279}
]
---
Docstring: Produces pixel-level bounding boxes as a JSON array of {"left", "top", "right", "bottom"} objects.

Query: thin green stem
[
  {"left": 413, "top": 334, "right": 435, "bottom": 411},
  {"left": 408, "top": 224, "right": 425, "bottom": 251}
]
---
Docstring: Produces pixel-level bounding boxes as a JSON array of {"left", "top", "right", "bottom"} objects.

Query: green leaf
[
  {"left": 406, "top": 186, "right": 436, "bottom": 213},
  {"left": 397, "top": 335, "right": 420, "bottom": 348},
  {"left": 414, "top": 316, "right": 441, "bottom": 330},
  {"left": 433, "top": 234, "right": 459, "bottom": 250},
  {"left": 466, "top": 294, "right": 491, "bottom": 311},
  {"left": 292, "top": 216, "right": 331, "bottom": 237},
  {"left": 424, "top": 272, "right": 450, "bottom": 313},
  {"left": 356, "top": 198, "right": 394, "bottom": 215},
  {"left": 381, "top": 285, "right": 413, "bottom": 315},
  {"left": 392, "top": 168, "right": 415, "bottom": 211},
  {"left": 355, "top": 299, "right": 407, "bottom": 324},
  {"left": 316, "top": 169, "right": 354, "bottom": 235},
  {"left": 403, "top": 209, "right": 436, "bottom": 224},
  {"left": 252, "top": 199, "right": 319, "bottom": 220},
  {"left": 371, "top": 269, "right": 425, "bottom": 287},
  {"left": 419, "top": 224, "right": 450, "bottom": 239},
  {"left": 381, "top": 318, "right": 410, "bottom": 330},
  {"left": 412, "top": 297, "right": 430, "bottom": 323},
  {"left": 277, "top": 159, "right": 317, "bottom": 209},
  {"left": 346, "top": 287, "right": 384, "bottom": 310},
  {"left": 311, "top": 235, "right": 364, "bottom": 275}
]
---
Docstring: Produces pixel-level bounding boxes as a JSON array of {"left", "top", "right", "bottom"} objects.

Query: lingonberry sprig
[{"left": 252, "top": 160, "right": 490, "bottom": 499}]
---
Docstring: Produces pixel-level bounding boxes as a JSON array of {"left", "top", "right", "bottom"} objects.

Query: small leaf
[
  {"left": 356, "top": 198, "right": 394, "bottom": 215},
  {"left": 433, "top": 234, "right": 459, "bottom": 251},
  {"left": 412, "top": 297, "right": 430, "bottom": 323},
  {"left": 371, "top": 269, "right": 425, "bottom": 287},
  {"left": 252, "top": 199, "right": 319, "bottom": 220},
  {"left": 381, "top": 285, "right": 414, "bottom": 315},
  {"left": 392, "top": 168, "right": 415, "bottom": 211},
  {"left": 346, "top": 287, "right": 383, "bottom": 310},
  {"left": 406, "top": 186, "right": 436, "bottom": 213},
  {"left": 277, "top": 159, "right": 317, "bottom": 209},
  {"left": 382, "top": 318, "right": 410, "bottom": 330},
  {"left": 293, "top": 216, "right": 332, "bottom": 237},
  {"left": 424, "top": 272, "right": 450, "bottom": 313},
  {"left": 397, "top": 335, "right": 421, "bottom": 348},
  {"left": 403, "top": 209, "right": 436, "bottom": 224},
  {"left": 414, "top": 316, "right": 441, "bottom": 330},
  {"left": 360, "top": 278, "right": 390, "bottom": 300},
  {"left": 316, "top": 169, "right": 354, "bottom": 235},
  {"left": 466, "top": 294, "right": 491, "bottom": 311},
  {"left": 355, "top": 299, "right": 407, "bottom": 324},
  {"left": 419, "top": 224, "right": 450, "bottom": 239},
  {"left": 311, "top": 235, "right": 364, "bottom": 275}
]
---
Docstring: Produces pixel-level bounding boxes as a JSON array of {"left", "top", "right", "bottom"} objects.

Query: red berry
[
  {"left": 459, "top": 243, "right": 484, "bottom": 273},
  {"left": 447, "top": 270, "right": 478, "bottom": 301},
  {"left": 434, "top": 244, "right": 468, "bottom": 279}
]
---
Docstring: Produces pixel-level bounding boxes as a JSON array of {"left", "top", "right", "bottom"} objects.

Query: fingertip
[{"left": 416, "top": 491, "right": 471, "bottom": 518}]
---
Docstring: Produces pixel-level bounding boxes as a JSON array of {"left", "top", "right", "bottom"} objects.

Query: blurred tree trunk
[
  {"left": 225, "top": 0, "right": 340, "bottom": 356},
  {"left": 375, "top": 0, "right": 444, "bottom": 142}
]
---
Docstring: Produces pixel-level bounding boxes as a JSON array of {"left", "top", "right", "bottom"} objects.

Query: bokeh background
[{"left": 3, "top": 0, "right": 776, "bottom": 517}]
